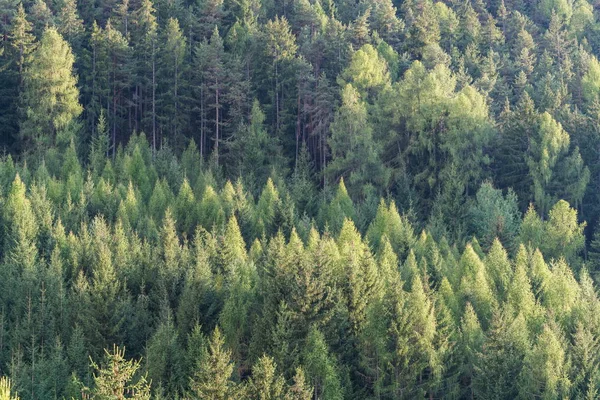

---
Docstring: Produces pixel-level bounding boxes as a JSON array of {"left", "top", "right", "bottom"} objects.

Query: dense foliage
[{"left": 2, "top": 0, "right": 600, "bottom": 398}]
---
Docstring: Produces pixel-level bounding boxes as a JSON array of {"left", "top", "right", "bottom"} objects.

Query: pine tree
[
  {"left": 588, "top": 218, "right": 600, "bottom": 279},
  {"left": 174, "top": 178, "right": 196, "bottom": 237},
  {"left": 246, "top": 355, "right": 286, "bottom": 399},
  {"left": 9, "top": 3, "right": 35, "bottom": 79},
  {"left": 132, "top": 0, "right": 158, "bottom": 153},
  {"left": 518, "top": 324, "right": 571, "bottom": 399},
  {"left": 28, "top": 0, "right": 53, "bottom": 38},
  {"left": 366, "top": 199, "right": 415, "bottom": 259},
  {"left": 263, "top": 16, "right": 297, "bottom": 136},
  {"left": 301, "top": 326, "right": 343, "bottom": 400},
  {"left": 338, "top": 44, "right": 390, "bottom": 98},
  {"left": 228, "top": 100, "right": 282, "bottom": 189},
  {"left": 89, "top": 345, "right": 151, "bottom": 399},
  {"left": 327, "top": 84, "right": 388, "bottom": 198},
  {"left": 484, "top": 238, "right": 513, "bottom": 300},
  {"left": 473, "top": 312, "right": 530, "bottom": 399},
  {"left": 469, "top": 182, "right": 521, "bottom": 252},
  {"left": 56, "top": 0, "right": 84, "bottom": 48},
  {"left": 146, "top": 312, "right": 183, "bottom": 396},
  {"left": 528, "top": 112, "right": 571, "bottom": 216},
  {"left": 571, "top": 322, "right": 600, "bottom": 399},
  {"left": 158, "top": 18, "right": 186, "bottom": 142},
  {"left": 0, "top": 377, "right": 19, "bottom": 400},
  {"left": 253, "top": 178, "right": 281, "bottom": 238},
  {"left": 457, "top": 303, "right": 484, "bottom": 399},
  {"left": 20, "top": 27, "right": 82, "bottom": 152},
  {"left": 219, "top": 215, "right": 247, "bottom": 279},
  {"left": 458, "top": 244, "right": 496, "bottom": 328},
  {"left": 93, "top": 20, "right": 130, "bottom": 159},
  {"left": 189, "top": 327, "right": 243, "bottom": 400},
  {"left": 543, "top": 200, "right": 586, "bottom": 265},
  {"left": 89, "top": 110, "right": 109, "bottom": 177},
  {"left": 286, "top": 368, "right": 313, "bottom": 400},
  {"left": 197, "top": 27, "right": 226, "bottom": 166},
  {"left": 198, "top": 185, "right": 225, "bottom": 230},
  {"left": 506, "top": 256, "right": 539, "bottom": 326},
  {"left": 338, "top": 218, "right": 382, "bottom": 334}
]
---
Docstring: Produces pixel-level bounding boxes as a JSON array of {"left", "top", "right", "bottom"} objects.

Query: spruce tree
[
  {"left": 189, "top": 327, "right": 243, "bottom": 400},
  {"left": 89, "top": 345, "right": 151, "bottom": 399},
  {"left": 301, "top": 326, "right": 343, "bottom": 400},
  {"left": 9, "top": 3, "right": 35, "bottom": 79},
  {"left": 20, "top": 27, "right": 82, "bottom": 152}
]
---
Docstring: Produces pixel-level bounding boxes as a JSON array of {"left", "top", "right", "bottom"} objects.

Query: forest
[{"left": 1, "top": 0, "right": 600, "bottom": 398}]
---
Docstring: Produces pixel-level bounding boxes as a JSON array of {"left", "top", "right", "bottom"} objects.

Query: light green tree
[
  {"left": 0, "top": 377, "right": 19, "bottom": 400},
  {"left": 89, "top": 346, "right": 151, "bottom": 399},
  {"left": 189, "top": 327, "right": 243, "bottom": 400},
  {"left": 20, "top": 27, "right": 82, "bottom": 151},
  {"left": 327, "top": 84, "right": 389, "bottom": 197},
  {"left": 518, "top": 325, "right": 571, "bottom": 399}
]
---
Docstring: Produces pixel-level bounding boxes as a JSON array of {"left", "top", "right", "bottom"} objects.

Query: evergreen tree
[
  {"left": 246, "top": 355, "right": 286, "bottom": 399},
  {"left": 518, "top": 324, "right": 571, "bottom": 399},
  {"left": 0, "top": 377, "right": 19, "bottom": 400},
  {"left": 89, "top": 345, "right": 151, "bottom": 399},
  {"left": 228, "top": 100, "right": 281, "bottom": 189},
  {"left": 158, "top": 18, "right": 186, "bottom": 142},
  {"left": 20, "top": 27, "right": 82, "bottom": 152},
  {"left": 301, "top": 326, "right": 343, "bottom": 400},
  {"left": 189, "top": 327, "right": 243, "bottom": 400},
  {"left": 56, "top": 0, "right": 84, "bottom": 48},
  {"left": 9, "top": 3, "right": 35, "bottom": 79},
  {"left": 327, "top": 84, "right": 388, "bottom": 198}
]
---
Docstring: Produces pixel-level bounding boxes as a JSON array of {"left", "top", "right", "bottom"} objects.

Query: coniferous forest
[{"left": 3, "top": 0, "right": 600, "bottom": 398}]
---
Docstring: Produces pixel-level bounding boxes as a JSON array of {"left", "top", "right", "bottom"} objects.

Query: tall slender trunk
[
  {"left": 275, "top": 61, "right": 279, "bottom": 133},
  {"left": 174, "top": 57, "right": 178, "bottom": 138},
  {"left": 91, "top": 45, "right": 96, "bottom": 137},
  {"left": 215, "top": 81, "right": 219, "bottom": 167},
  {"left": 296, "top": 91, "right": 300, "bottom": 169},
  {"left": 134, "top": 85, "right": 139, "bottom": 133},
  {"left": 200, "top": 84, "right": 204, "bottom": 158},
  {"left": 112, "top": 59, "right": 117, "bottom": 159},
  {"left": 152, "top": 40, "right": 156, "bottom": 157}
]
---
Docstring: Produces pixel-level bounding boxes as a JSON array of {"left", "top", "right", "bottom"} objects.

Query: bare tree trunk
[
  {"left": 296, "top": 92, "right": 300, "bottom": 169},
  {"left": 200, "top": 84, "right": 204, "bottom": 158},
  {"left": 215, "top": 81, "right": 219, "bottom": 167},
  {"left": 152, "top": 40, "right": 156, "bottom": 158},
  {"left": 174, "top": 57, "right": 178, "bottom": 138},
  {"left": 113, "top": 72, "right": 117, "bottom": 159},
  {"left": 275, "top": 61, "right": 279, "bottom": 133}
]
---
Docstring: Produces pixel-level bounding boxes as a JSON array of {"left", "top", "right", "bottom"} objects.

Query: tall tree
[
  {"left": 327, "top": 84, "right": 388, "bottom": 198},
  {"left": 132, "top": 0, "right": 158, "bottom": 153},
  {"left": 89, "top": 345, "right": 151, "bottom": 399},
  {"left": 20, "top": 27, "right": 82, "bottom": 152},
  {"left": 158, "top": 18, "right": 186, "bottom": 144},
  {"left": 189, "top": 327, "right": 243, "bottom": 399},
  {"left": 9, "top": 3, "right": 34, "bottom": 79}
]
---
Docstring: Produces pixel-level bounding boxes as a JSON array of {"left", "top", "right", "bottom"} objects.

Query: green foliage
[
  {"left": 1, "top": 0, "right": 600, "bottom": 398},
  {"left": 0, "top": 377, "right": 19, "bottom": 400},
  {"left": 89, "top": 346, "right": 151, "bottom": 399},
  {"left": 189, "top": 327, "right": 243, "bottom": 399},
  {"left": 338, "top": 44, "right": 390, "bottom": 98},
  {"left": 521, "top": 200, "right": 585, "bottom": 265},
  {"left": 20, "top": 28, "right": 82, "bottom": 152},
  {"left": 469, "top": 182, "right": 521, "bottom": 252},
  {"left": 302, "top": 327, "right": 343, "bottom": 400},
  {"left": 518, "top": 324, "right": 571, "bottom": 399},
  {"left": 327, "top": 85, "right": 389, "bottom": 197}
]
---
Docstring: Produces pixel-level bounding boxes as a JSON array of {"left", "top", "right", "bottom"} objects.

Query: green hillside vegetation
[{"left": 0, "top": 0, "right": 600, "bottom": 398}]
